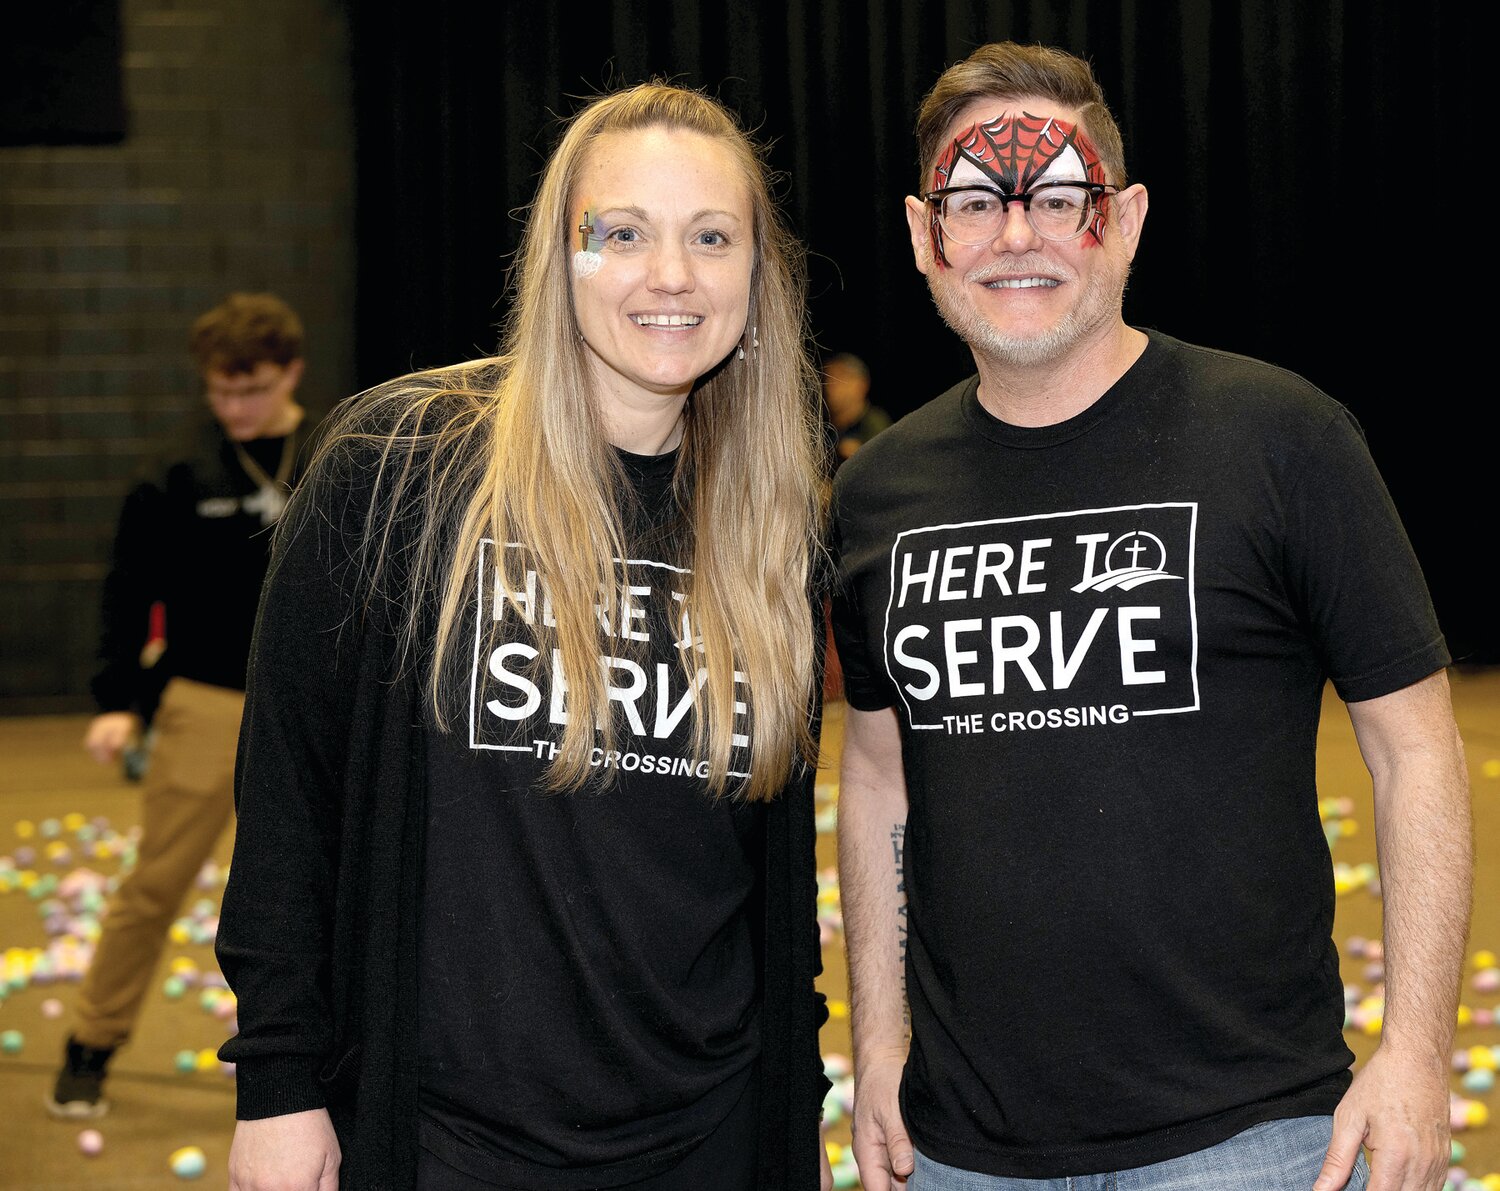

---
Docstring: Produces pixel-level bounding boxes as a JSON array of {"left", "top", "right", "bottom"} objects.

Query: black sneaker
[{"left": 46, "top": 1037, "right": 114, "bottom": 1119}]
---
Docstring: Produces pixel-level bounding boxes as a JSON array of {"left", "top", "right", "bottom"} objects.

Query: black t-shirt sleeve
[
  {"left": 1283, "top": 408, "right": 1449, "bottom": 702},
  {"left": 90, "top": 480, "right": 167, "bottom": 713},
  {"left": 828, "top": 487, "right": 897, "bottom": 711}
]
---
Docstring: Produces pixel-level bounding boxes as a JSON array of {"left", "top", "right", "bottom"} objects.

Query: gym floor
[{"left": 2, "top": 669, "right": 1497, "bottom": 1189}]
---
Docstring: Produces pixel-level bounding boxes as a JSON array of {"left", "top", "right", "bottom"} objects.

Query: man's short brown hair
[
  {"left": 915, "top": 42, "right": 1127, "bottom": 188},
  {"left": 189, "top": 292, "right": 304, "bottom": 375}
]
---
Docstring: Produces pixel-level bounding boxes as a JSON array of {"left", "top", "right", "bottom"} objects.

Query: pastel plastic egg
[
  {"left": 15, "top": 820, "right": 35, "bottom": 840},
  {"left": 1461, "top": 1068, "right": 1495, "bottom": 1093},
  {"left": 195, "top": 1048, "right": 218, "bottom": 1072},
  {"left": 1472, "top": 969, "right": 1500, "bottom": 992},
  {"left": 78, "top": 1128, "right": 104, "bottom": 1156},
  {"left": 1465, "top": 1101, "right": 1489, "bottom": 1127},
  {"left": 1457, "top": 1005, "right": 1474, "bottom": 1028},
  {"left": 1480, "top": 1175, "right": 1500, "bottom": 1191},
  {"left": 169, "top": 922, "right": 192, "bottom": 945},
  {"left": 41, "top": 997, "right": 63, "bottom": 1019},
  {"left": 169, "top": 1145, "right": 206, "bottom": 1178},
  {"left": 162, "top": 976, "right": 186, "bottom": 999},
  {"left": 1468, "top": 1046, "right": 1496, "bottom": 1071},
  {"left": 174, "top": 1049, "right": 196, "bottom": 1073},
  {"left": 832, "top": 1161, "right": 861, "bottom": 1189},
  {"left": 1451, "top": 1140, "right": 1467, "bottom": 1162},
  {"left": 0, "top": 1030, "right": 22, "bottom": 1054},
  {"left": 1475, "top": 950, "right": 1498, "bottom": 970}
]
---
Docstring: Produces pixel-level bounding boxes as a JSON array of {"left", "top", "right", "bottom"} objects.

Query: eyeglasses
[
  {"left": 205, "top": 377, "right": 281, "bottom": 402},
  {"left": 923, "top": 182, "right": 1119, "bottom": 244}
]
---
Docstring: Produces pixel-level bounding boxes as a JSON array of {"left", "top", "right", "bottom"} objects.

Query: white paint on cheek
[{"left": 572, "top": 250, "right": 604, "bottom": 279}]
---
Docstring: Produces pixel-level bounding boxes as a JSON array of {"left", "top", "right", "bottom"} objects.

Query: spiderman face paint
[
  {"left": 928, "top": 111, "right": 1111, "bottom": 266},
  {"left": 907, "top": 98, "right": 1143, "bottom": 370}
]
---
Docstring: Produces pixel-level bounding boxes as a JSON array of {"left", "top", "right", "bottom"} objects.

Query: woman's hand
[{"left": 229, "top": 1109, "right": 341, "bottom": 1191}]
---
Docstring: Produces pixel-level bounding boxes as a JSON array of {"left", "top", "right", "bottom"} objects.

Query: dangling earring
[{"left": 738, "top": 324, "right": 759, "bottom": 361}]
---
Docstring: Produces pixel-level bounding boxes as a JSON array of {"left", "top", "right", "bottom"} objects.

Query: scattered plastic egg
[{"left": 169, "top": 1145, "right": 207, "bottom": 1179}]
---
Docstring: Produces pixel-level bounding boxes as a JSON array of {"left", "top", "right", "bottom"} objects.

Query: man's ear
[
  {"left": 1109, "top": 183, "right": 1149, "bottom": 262},
  {"left": 905, "top": 195, "right": 937, "bottom": 276}
]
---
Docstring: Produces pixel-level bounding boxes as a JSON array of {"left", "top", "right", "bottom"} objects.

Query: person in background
[
  {"left": 823, "top": 352, "right": 891, "bottom": 465},
  {"left": 48, "top": 292, "right": 311, "bottom": 1120}
]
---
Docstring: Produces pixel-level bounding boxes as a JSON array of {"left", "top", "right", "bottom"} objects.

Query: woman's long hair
[{"left": 310, "top": 82, "right": 826, "bottom": 801}]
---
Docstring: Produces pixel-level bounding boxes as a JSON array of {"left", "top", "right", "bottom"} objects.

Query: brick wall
[{"left": 0, "top": 0, "right": 355, "bottom": 712}]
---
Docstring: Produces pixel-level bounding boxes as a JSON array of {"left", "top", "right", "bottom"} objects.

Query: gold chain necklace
[{"left": 234, "top": 429, "right": 296, "bottom": 526}]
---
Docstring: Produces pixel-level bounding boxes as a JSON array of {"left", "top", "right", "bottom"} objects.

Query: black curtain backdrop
[
  {"left": 347, "top": 2, "right": 1490, "bottom": 661},
  {"left": 0, "top": 0, "right": 125, "bottom": 145}
]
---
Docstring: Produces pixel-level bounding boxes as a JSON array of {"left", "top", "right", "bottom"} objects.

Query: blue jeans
[{"left": 910, "top": 1116, "right": 1370, "bottom": 1190}]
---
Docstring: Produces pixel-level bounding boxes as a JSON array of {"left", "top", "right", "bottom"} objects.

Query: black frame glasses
[{"left": 923, "top": 181, "right": 1119, "bottom": 244}]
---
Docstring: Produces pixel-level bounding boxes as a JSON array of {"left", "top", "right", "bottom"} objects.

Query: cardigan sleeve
[{"left": 215, "top": 458, "right": 369, "bottom": 1118}]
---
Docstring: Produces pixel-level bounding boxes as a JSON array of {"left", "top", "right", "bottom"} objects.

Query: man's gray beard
[{"left": 926, "top": 259, "right": 1129, "bottom": 369}]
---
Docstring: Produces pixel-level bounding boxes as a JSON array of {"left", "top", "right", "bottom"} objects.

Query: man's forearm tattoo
[{"left": 892, "top": 822, "right": 909, "bottom": 1023}]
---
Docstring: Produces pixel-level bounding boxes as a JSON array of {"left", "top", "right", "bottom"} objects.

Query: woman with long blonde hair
[{"left": 216, "top": 82, "right": 831, "bottom": 1190}]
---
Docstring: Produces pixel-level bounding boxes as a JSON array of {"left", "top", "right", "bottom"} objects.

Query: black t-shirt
[
  {"left": 91, "top": 423, "right": 306, "bottom": 711},
  {"left": 418, "top": 446, "right": 764, "bottom": 1189},
  {"left": 830, "top": 332, "right": 1449, "bottom": 1177}
]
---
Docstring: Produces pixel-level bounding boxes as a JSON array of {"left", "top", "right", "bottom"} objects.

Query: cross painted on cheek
[{"left": 573, "top": 206, "right": 606, "bottom": 279}]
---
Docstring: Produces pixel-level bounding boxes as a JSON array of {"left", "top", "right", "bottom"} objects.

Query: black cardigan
[{"left": 216, "top": 440, "right": 829, "bottom": 1189}]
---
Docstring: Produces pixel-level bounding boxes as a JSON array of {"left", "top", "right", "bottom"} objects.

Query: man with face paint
[{"left": 831, "top": 42, "right": 1468, "bottom": 1191}]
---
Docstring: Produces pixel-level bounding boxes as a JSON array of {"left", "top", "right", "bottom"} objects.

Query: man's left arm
[{"left": 1315, "top": 669, "right": 1472, "bottom": 1191}]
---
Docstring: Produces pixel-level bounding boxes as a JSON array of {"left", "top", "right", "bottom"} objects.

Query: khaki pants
[{"left": 73, "top": 677, "right": 244, "bottom": 1050}]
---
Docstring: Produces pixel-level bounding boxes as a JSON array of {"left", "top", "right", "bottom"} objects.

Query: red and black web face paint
[{"left": 928, "top": 112, "right": 1111, "bottom": 267}]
